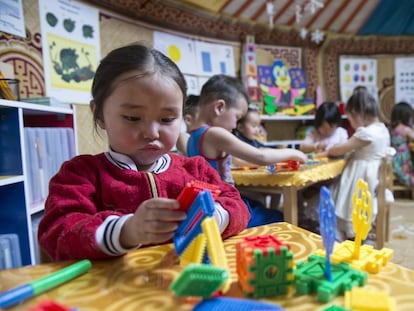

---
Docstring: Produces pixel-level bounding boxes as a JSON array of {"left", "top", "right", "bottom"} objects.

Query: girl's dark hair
[
  {"left": 314, "top": 101, "right": 342, "bottom": 128},
  {"left": 183, "top": 94, "right": 200, "bottom": 116},
  {"left": 198, "top": 74, "right": 250, "bottom": 108},
  {"left": 345, "top": 86, "right": 379, "bottom": 118},
  {"left": 91, "top": 43, "right": 187, "bottom": 130},
  {"left": 391, "top": 101, "right": 414, "bottom": 128}
]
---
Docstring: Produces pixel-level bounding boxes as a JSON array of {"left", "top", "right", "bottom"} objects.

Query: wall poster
[
  {"left": 395, "top": 57, "right": 414, "bottom": 106},
  {"left": 39, "top": 0, "right": 100, "bottom": 104},
  {"left": 154, "top": 31, "right": 236, "bottom": 94},
  {"left": 339, "top": 56, "right": 378, "bottom": 103}
]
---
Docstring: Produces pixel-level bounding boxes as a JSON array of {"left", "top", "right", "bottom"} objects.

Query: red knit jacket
[{"left": 38, "top": 153, "right": 249, "bottom": 261}]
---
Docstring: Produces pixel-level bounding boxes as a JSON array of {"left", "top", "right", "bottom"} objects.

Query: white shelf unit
[{"left": 0, "top": 99, "right": 77, "bottom": 266}]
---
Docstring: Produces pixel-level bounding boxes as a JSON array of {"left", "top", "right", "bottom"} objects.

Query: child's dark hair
[
  {"left": 199, "top": 74, "right": 250, "bottom": 108},
  {"left": 314, "top": 101, "right": 342, "bottom": 128},
  {"left": 183, "top": 94, "right": 200, "bottom": 116},
  {"left": 91, "top": 43, "right": 187, "bottom": 130},
  {"left": 237, "top": 105, "right": 260, "bottom": 126},
  {"left": 391, "top": 101, "right": 414, "bottom": 128},
  {"left": 345, "top": 86, "right": 379, "bottom": 118}
]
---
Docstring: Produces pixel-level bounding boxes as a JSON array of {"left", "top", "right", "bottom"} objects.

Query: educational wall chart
[
  {"left": 39, "top": 0, "right": 100, "bottom": 104},
  {"left": 339, "top": 57, "right": 378, "bottom": 103},
  {"left": 395, "top": 57, "right": 414, "bottom": 105},
  {"left": 154, "top": 31, "right": 235, "bottom": 94}
]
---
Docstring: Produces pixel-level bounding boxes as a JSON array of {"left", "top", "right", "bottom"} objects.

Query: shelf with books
[{"left": 0, "top": 99, "right": 78, "bottom": 266}]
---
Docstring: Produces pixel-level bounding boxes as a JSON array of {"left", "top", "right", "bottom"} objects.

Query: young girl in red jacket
[{"left": 38, "top": 43, "right": 250, "bottom": 261}]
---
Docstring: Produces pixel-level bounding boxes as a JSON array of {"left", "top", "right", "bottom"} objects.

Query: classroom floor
[{"left": 386, "top": 197, "right": 414, "bottom": 270}]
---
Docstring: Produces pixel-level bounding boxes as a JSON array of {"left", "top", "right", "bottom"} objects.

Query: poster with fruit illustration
[
  {"left": 339, "top": 57, "right": 378, "bottom": 103},
  {"left": 39, "top": 0, "right": 99, "bottom": 103}
]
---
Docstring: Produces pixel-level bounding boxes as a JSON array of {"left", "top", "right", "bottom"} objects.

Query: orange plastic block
[
  {"left": 344, "top": 287, "right": 396, "bottom": 311},
  {"left": 236, "top": 235, "right": 294, "bottom": 298},
  {"left": 314, "top": 240, "right": 394, "bottom": 274}
]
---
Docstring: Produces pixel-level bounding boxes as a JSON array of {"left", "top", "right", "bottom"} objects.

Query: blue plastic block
[{"left": 192, "top": 297, "right": 284, "bottom": 311}]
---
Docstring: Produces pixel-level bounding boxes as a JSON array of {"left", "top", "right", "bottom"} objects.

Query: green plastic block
[
  {"left": 294, "top": 254, "right": 367, "bottom": 303},
  {"left": 169, "top": 264, "right": 229, "bottom": 298}
]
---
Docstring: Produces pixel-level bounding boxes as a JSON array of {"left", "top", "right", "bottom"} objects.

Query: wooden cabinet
[{"left": 0, "top": 99, "right": 77, "bottom": 266}]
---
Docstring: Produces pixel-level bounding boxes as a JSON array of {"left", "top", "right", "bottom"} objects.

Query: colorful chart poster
[
  {"left": 339, "top": 57, "right": 377, "bottom": 103},
  {"left": 39, "top": 0, "right": 100, "bottom": 104},
  {"left": 0, "top": 0, "right": 25, "bottom": 37},
  {"left": 194, "top": 41, "right": 235, "bottom": 76},
  {"left": 153, "top": 31, "right": 197, "bottom": 75},
  {"left": 395, "top": 58, "right": 414, "bottom": 105}
]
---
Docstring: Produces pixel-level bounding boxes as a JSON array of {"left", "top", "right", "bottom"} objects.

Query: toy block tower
[{"left": 236, "top": 235, "right": 294, "bottom": 298}]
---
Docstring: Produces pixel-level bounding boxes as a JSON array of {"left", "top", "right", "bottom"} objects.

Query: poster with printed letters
[{"left": 39, "top": 0, "right": 100, "bottom": 104}]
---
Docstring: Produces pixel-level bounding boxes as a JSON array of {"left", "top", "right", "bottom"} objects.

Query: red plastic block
[{"left": 177, "top": 180, "right": 221, "bottom": 211}]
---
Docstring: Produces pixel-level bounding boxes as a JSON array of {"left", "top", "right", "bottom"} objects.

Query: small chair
[
  {"left": 391, "top": 176, "right": 414, "bottom": 200},
  {"left": 376, "top": 156, "right": 394, "bottom": 249}
]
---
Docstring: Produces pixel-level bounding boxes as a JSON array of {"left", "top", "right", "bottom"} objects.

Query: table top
[
  {"left": 1, "top": 222, "right": 413, "bottom": 311},
  {"left": 232, "top": 159, "right": 346, "bottom": 187}
]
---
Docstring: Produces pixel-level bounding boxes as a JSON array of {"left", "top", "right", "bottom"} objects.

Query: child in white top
[
  {"left": 300, "top": 101, "right": 348, "bottom": 154},
  {"left": 328, "top": 87, "right": 391, "bottom": 241}
]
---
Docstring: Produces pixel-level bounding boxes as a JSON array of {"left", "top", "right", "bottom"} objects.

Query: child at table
[
  {"left": 297, "top": 102, "right": 348, "bottom": 232},
  {"left": 327, "top": 87, "right": 391, "bottom": 241},
  {"left": 38, "top": 44, "right": 250, "bottom": 261},
  {"left": 390, "top": 101, "right": 414, "bottom": 186},
  {"left": 186, "top": 74, "right": 307, "bottom": 227},
  {"left": 300, "top": 101, "right": 348, "bottom": 154},
  {"left": 176, "top": 94, "right": 200, "bottom": 155},
  {"left": 233, "top": 105, "right": 266, "bottom": 148}
]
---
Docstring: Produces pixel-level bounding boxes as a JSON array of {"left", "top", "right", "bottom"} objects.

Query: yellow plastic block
[
  {"left": 344, "top": 287, "right": 396, "bottom": 311},
  {"left": 180, "top": 234, "right": 207, "bottom": 266},
  {"left": 202, "top": 217, "right": 231, "bottom": 292},
  {"left": 315, "top": 240, "right": 394, "bottom": 274}
]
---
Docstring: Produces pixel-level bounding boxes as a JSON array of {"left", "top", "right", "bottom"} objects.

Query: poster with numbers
[
  {"left": 194, "top": 41, "right": 235, "bottom": 77},
  {"left": 153, "top": 31, "right": 196, "bottom": 75},
  {"left": 339, "top": 57, "right": 377, "bottom": 102},
  {"left": 395, "top": 58, "right": 414, "bottom": 105}
]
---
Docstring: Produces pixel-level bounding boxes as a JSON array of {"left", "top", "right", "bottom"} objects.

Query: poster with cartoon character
[
  {"left": 39, "top": 0, "right": 100, "bottom": 103},
  {"left": 258, "top": 60, "right": 307, "bottom": 115}
]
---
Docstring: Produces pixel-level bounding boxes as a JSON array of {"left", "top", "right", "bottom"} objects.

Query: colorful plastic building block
[
  {"left": 344, "top": 287, "right": 396, "bottom": 311},
  {"left": 315, "top": 240, "right": 394, "bottom": 274},
  {"left": 294, "top": 254, "right": 367, "bottom": 303},
  {"left": 352, "top": 179, "right": 372, "bottom": 259},
  {"left": 315, "top": 178, "right": 393, "bottom": 274},
  {"left": 173, "top": 189, "right": 231, "bottom": 294},
  {"left": 169, "top": 264, "right": 229, "bottom": 298},
  {"left": 176, "top": 180, "right": 221, "bottom": 211},
  {"left": 192, "top": 297, "right": 284, "bottom": 311},
  {"left": 319, "top": 186, "right": 336, "bottom": 282},
  {"left": 236, "top": 235, "right": 294, "bottom": 298},
  {"left": 321, "top": 305, "right": 350, "bottom": 311}
]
